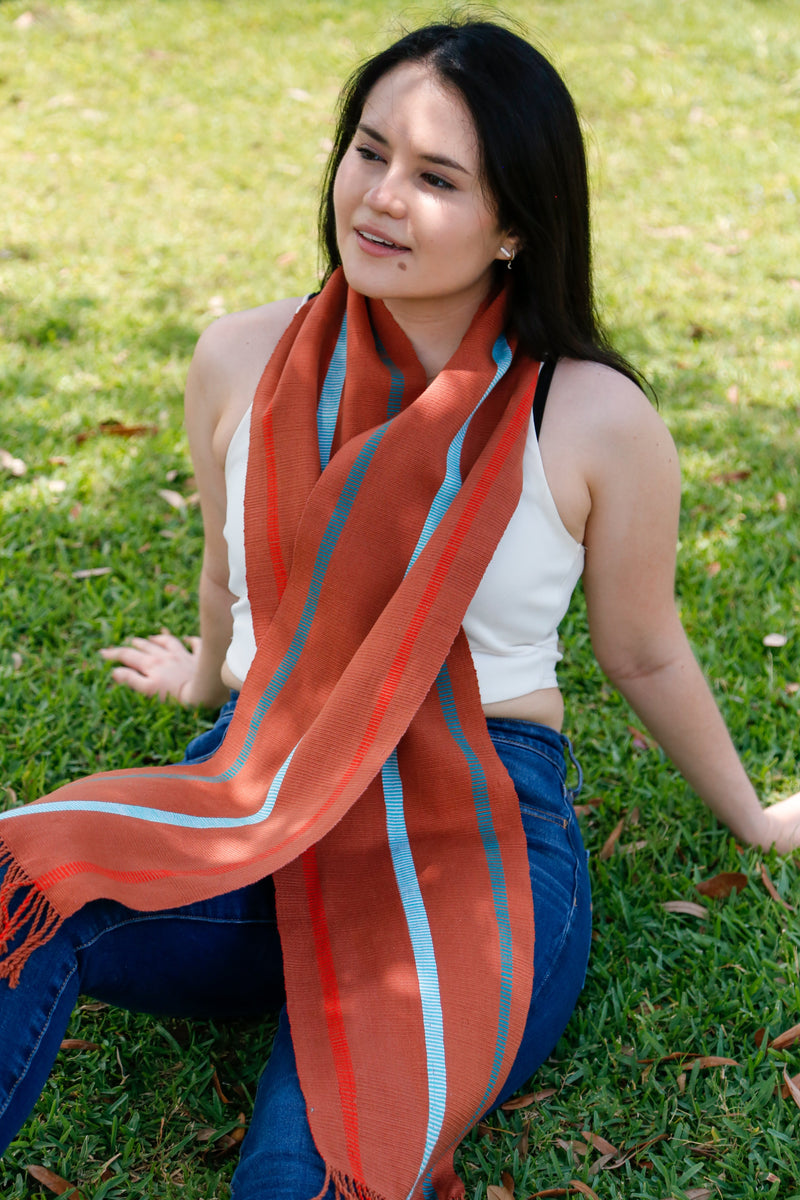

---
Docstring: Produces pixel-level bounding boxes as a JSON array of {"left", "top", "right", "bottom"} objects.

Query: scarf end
[
  {"left": 324, "top": 1168, "right": 465, "bottom": 1200},
  {"left": 327, "top": 1170, "right": 386, "bottom": 1200},
  {"left": 0, "top": 847, "right": 64, "bottom": 989}
]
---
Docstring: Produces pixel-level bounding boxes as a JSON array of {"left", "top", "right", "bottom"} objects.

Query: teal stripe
[
  {"left": 407, "top": 335, "right": 512, "bottom": 574},
  {"left": 381, "top": 753, "right": 447, "bottom": 1199},
  {"left": 374, "top": 333, "right": 406, "bottom": 419},
  {"left": 317, "top": 313, "right": 347, "bottom": 468}
]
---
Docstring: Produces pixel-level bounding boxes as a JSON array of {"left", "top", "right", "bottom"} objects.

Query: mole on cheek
[{"left": 397, "top": 261, "right": 408, "bottom": 271}]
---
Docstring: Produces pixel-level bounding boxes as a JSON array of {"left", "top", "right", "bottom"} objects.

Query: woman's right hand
[{"left": 100, "top": 630, "right": 203, "bottom": 705}]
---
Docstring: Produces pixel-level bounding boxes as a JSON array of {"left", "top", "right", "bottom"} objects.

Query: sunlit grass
[{"left": 1, "top": 0, "right": 799, "bottom": 1196}]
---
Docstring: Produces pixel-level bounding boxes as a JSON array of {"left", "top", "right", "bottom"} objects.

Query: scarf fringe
[
  {"left": 326, "top": 1168, "right": 465, "bottom": 1200},
  {"left": 0, "top": 847, "right": 64, "bottom": 988},
  {"left": 329, "top": 1169, "right": 387, "bottom": 1200}
]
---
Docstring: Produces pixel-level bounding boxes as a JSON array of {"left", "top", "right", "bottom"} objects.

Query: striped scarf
[{"left": 0, "top": 270, "right": 538, "bottom": 1200}]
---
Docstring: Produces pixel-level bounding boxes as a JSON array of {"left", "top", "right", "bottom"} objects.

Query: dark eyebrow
[{"left": 356, "top": 122, "right": 470, "bottom": 176}]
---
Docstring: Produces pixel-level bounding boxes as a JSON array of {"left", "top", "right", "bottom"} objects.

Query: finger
[{"left": 109, "top": 666, "right": 160, "bottom": 696}]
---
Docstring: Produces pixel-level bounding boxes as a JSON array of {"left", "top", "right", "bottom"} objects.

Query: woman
[{"left": 1, "top": 18, "right": 799, "bottom": 1200}]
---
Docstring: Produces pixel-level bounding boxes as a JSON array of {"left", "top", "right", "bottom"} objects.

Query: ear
[{"left": 495, "top": 234, "right": 522, "bottom": 264}]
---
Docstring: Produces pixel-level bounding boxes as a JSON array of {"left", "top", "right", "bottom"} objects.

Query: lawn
[{"left": 1, "top": 1, "right": 799, "bottom": 1197}]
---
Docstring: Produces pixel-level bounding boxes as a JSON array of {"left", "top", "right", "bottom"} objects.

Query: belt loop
[{"left": 560, "top": 734, "right": 583, "bottom": 798}]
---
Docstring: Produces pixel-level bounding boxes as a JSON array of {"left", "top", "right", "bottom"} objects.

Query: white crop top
[{"left": 223, "top": 400, "right": 585, "bottom": 705}]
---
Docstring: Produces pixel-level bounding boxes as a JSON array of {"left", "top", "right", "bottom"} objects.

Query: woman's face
[{"left": 333, "top": 63, "right": 511, "bottom": 325}]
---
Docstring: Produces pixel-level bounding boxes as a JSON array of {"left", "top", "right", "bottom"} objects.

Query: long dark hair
[{"left": 318, "top": 16, "right": 644, "bottom": 386}]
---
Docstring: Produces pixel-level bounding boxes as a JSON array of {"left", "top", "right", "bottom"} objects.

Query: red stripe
[
  {"left": 301, "top": 846, "right": 364, "bottom": 1178},
  {"left": 294, "top": 379, "right": 535, "bottom": 822},
  {"left": 263, "top": 408, "right": 288, "bottom": 595},
  {"left": 35, "top": 382, "right": 533, "bottom": 899}
]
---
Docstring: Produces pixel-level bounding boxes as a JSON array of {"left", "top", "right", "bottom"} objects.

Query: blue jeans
[{"left": 0, "top": 701, "right": 591, "bottom": 1198}]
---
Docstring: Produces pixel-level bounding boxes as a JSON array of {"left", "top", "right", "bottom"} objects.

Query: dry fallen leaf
[
  {"left": 159, "top": 488, "right": 187, "bottom": 510},
  {"left": 780, "top": 1069, "right": 800, "bottom": 1101},
  {"left": 770, "top": 1023, "right": 800, "bottom": 1051},
  {"left": 695, "top": 871, "right": 748, "bottom": 899},
  {"left": 75, "top": 421, "right": 158, "bottom": 444},
  {"left": 599, "top": 817, "right": 625, "bottom": 861},
  {"left": 627, "top": 724, "right": 655, "bottom": 751},
  {"left": 72, "top": 567, "right": 112, "bottom": 580},
  {"left": 760, "top": 864, "right": 794, "bottom": 911},
  {"left": 487, "top": 1186, "right": 514, "bottom": 1200},
  {"left": 59, "top": 1038, "right": 100, "bottom": 1051},
  {"left": 556, "top": 1138, "right": 589, "bottom": 1157},
  {"left": 211, "top": 1067, "right": 230, "bottom": 1105},
  {"left": 568, "top": 1182, "right": 601, "bottom": 1200},
  {"left": 662, "top": 900, "right": 707, "bottom": 918},
  {"left": 582, "top": 1131, "right": 620, "bottom": 1156},
  {"left": 25, "top": 1165, "right": 84, "bottom": 1198},
  {"left": 710, "top": 468, "right": 751, "bottom": 485},
  {"left": 500, "top": 1087, "right": 556, "bottom": 1111}
]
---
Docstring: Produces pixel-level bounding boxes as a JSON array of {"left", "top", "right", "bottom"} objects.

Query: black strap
[{"left": 532, "top": 358, "right": 555, "bottom": 439}]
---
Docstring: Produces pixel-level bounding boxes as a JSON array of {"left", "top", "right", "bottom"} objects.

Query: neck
[{"left": 382, "top": 286, "right": 493, "bottom": 382}]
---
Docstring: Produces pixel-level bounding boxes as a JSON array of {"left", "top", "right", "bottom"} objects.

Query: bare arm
[
  {"left": 571, "top": 367, "right": 800, "bottom": 853},
  {"left": 102, "top": 298, "right": 302, "bottom": 706}
]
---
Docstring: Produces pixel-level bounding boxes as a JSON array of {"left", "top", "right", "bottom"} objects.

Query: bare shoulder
[
  {"left": 548, "top": 360, "right": 676, "bottom": 471},
  {"left": 189, "top": 296, "right": 303, "bottom": 400},
  {"left": 185, "top": 296, "right": 305, "bottom": 460},
  {"left": 539, "top": 358, "right": 678, "bottom": 543}
]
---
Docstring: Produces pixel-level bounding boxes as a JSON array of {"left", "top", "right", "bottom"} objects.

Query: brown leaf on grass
[
  {"left": 500, "top": 1088, "right": 556, "bottom": 1111},
  {"left": 568, "top": 1182, "right": 601, "bottom": 1200},
  {"left": 781, "top": 1068, "right": 800, "bottom": 1102},
  {"left": 769, "top": 1022, "right": 800, "bottom": 1051},
  {"left": 695, "top": 871, "right": 748, "bottom": 898},
  {"left": 75, "top": 421, "right": 158, "bottom": 444},
  {"left": 501, "top": 1169, "right": 515, "bottom": 1194},
  {"left": 581, "top": 1131, "right": 620, "bottom": 1156},
  {"left": 25, "top": 1165, "right": 84, "bottom": 1198},
  {"left": 59, "top": 1038, "right": 100, "bottom": 1051},
  {"left": 557, "top": 1138, "right": 589, "bottom": 1157},
  {"left": 487, "top": 1186, "right": 514, "bottom": 1200},
  {"left": 638, "top": 1051, "right": 739, "bottom": 1067},
  {"left": 211, "top": 1067, "right": 229, "bottom": 1105},
  {"left": 709, "top": 469, "right": 751, "bottom": 485},
  {"left": 599, "top": 818, "right": 625, "bottom": 861},
  {"left": 527, "top": 1190, "right": 570, "bottom": 1198},
  {"left": 627, "top": 725, "right": 655, "bottom": 751},
  {"left": 662, "top": 900, "right": 707, "bottom": 918},
  {"left": 760, "top": 865, "right": 795, "bottom": 910}
]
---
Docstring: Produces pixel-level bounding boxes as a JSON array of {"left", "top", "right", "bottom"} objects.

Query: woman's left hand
[
  {"left": 100, "top": 630, "right": 202, "bottom": 704},
  {"left": 757, "top": 794, "right": 800, "bottom": 856}
]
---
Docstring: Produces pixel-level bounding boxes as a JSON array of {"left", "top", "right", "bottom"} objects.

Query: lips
[{"left": 355, "top": 226, "right": 410, "bottom": 254}]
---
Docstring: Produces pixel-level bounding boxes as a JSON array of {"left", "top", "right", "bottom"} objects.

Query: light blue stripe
[
  {"left": 417, "top": 665, "right": 516, "bottom": 1198},
  {"left": 381, "top": 753, "right": 447, "bottom": 1200},
  {"left": 0, "top": 744, "right": 299, "bottom": 830},
  {"left": 407, "top": 335, "right": 512, "bottom": 574},
  {"left": 317, "top": 313, "right": 347, "bottom": 468}
]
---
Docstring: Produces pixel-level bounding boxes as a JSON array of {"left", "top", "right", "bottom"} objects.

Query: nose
[{"left": 363, "top": 169, "right": 407, "bottom": 219}]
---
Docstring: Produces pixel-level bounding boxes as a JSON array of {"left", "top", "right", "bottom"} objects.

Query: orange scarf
[{"left": 0, "top": 270, "right": 538, "bottom": 1200}]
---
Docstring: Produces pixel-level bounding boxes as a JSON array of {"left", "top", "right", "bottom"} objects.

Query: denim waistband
[
  {"left": 485, "top": 716, "right": 583, "bottom": 796},
  {"left": 219, "top": 694, "right": 582, "bottom": 793}
]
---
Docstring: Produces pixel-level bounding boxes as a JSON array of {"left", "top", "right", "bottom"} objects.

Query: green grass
[{"left": 1, "top": 0, "right": 799, "bottom": 1196}]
